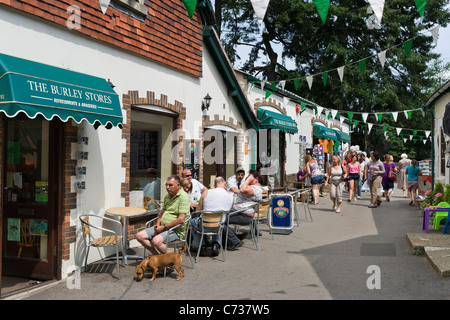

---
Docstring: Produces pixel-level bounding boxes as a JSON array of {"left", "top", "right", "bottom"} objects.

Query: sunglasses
[
  {"left": 185, "top": 174, "right": 192, "bottom": 177},
  {"left": 165, "top": 183, "right": 174, "bottom": 187}
]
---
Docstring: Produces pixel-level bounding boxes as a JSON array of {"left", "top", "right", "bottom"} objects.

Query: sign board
[{"left": 269, "top": 194, "right": 295, "bottom": 234}]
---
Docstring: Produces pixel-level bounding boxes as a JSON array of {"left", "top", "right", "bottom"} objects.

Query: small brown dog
[{"left": 135, "top": 243, "right": 185, "bottom": 281}]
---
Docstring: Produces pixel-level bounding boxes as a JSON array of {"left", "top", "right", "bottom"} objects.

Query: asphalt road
[{"left": 16, "top": 188, "right": 450, "bottom": 301}]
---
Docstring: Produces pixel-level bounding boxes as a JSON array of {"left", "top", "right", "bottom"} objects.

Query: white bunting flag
[
  {"left": 425, "top": 130, "right": 431, "bottom": 138},
  {"left": 331, "top": 109, "right": 338, "bottom": 119},
  {"left": 377, "top": 50, "right": 387, "bottom": 68},
  {"left": 337, "top": 66, "right": 345, "bottom": 82},
  {"left": 409, "top": 135, "right": 413, "bottom": 141},
  {"left": 306, "top": 75, "right": 313, "bottom": 90},
  {"left": 396, "top": 128, "right": 402, "bottom": 136},
  {"left": 283, "top": 97, "right": 290, "bottom": 106},
  {"left": 340, "top": 116, "right": 345, "bottom": 125},
  {"left": 423, "top": 139, "right": 427, "bottom": 144},
  {"left": 368, "top": 0, "right": 385, "bottom": 22},
  {"left": 362, "top": 113, "right": 368, "bottom": 123},
  {"left": 99, "top": 0, "right": 111, "bottom": 14},
  {"left": 403, "top": 138, "right": 408, "bottom": 143},
  {"left": 392, "top": 112, "right": 398, "bottom": 122},
  {"left": 325, "top": 109, "right": 330, "bottom": 119},
  {"left": 280, "top": 80, "right": 286, "bottom": 90},
  {"left": 250, "top": 0, "right": 271, "bottom": 25},
  {"left": 316, "top": 106, "right": 323, "bottom": 117},
  {"left": 404, "top": 110, "right": 409, "bottom": 119},
  {"left": 261, "top": 80, "right": 266, "bottom": 90},
  {"left": 368, "top": 123, "right": 373, "bottom": 134},
  {"left": 430, "top": 25, "right": 440, "bottom": 46}
]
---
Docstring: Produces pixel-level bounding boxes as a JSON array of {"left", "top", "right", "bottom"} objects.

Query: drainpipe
[{"left": 423, "top": 106, "right": 435, "bottom": 189}]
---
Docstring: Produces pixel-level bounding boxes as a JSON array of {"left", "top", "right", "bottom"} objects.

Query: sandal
[{"left": 347, "top": 199, "right": 351, "bottom": 202}]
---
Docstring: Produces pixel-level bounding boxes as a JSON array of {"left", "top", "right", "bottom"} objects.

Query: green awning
[
  {"left": 0, "top": 52, "right": 122, "bottom": 128},
  {"left": 332, "top": 128, "right": 351, "bottom": 143},
  {"left": 257, "top": 108, "right": 298, "bottom": 133},
  {"left": 313, "top": 124, "right": 338, "bottom": 140}
]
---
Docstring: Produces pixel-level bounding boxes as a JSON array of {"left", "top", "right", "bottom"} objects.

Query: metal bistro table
[{"left": 105, "top": 206, "right": 150, "bottom": 265}]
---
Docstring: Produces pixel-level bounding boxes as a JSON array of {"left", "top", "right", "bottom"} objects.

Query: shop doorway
[{"left": 1, "top": 115, "right": 62, "bottom": 284}]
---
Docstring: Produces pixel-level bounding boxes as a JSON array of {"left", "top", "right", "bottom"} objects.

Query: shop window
[{"left": 130, "top": 129, "right": 161, "bottom": 200}]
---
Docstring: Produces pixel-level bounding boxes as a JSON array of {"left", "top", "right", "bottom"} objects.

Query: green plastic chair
[{"left": 433, "top": 202, "right": 450, "bottom": 230}]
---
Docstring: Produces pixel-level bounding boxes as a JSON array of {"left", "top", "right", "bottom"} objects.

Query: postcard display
[
  {"left": 76, "top": 130, "right": 88, "bottom": 212},
  {"left": 298, "top": 135, "right": 307, "bottom": 170},
  {"left": 313, "top": 144, "right": 325, "bottom": 172}
]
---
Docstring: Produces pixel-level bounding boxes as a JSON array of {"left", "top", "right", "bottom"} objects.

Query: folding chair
[
  {"left": 190, "top": 210, "right": 228, "bottom": 263},
  {"left": 79, "top": 214, "right": 123, "bottom": 279},
  {"left": 143, "top": 216, "right": 194, "bottom": 270}
]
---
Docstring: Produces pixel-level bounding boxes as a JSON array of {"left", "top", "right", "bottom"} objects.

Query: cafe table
[
  {"left": 423, "top": 206, "right": 450, "bottom": 233},
  {"left": 105, "top": 206, "right": 148, "bottom": 265}
]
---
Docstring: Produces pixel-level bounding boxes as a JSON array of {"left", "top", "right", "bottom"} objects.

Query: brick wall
[{"left": 1, "top": 0, "right": 203, "bottom": 77}]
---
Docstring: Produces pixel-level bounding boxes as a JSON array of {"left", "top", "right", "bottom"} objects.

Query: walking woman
[
  {"left": 382, "top": 154, "right": 397, "bottom": 202},
  {"left": 325, "top": 155, "right": 347, "bottom": 213},
  {"left": 306, "top": 155, "right": 324, "bottom": 205},
  {"left": 406, "top": 160, "right": 422, "bottom": 206},
  {"left": 347, "top": 154, "right": 361, "bottom": 202},
  {"left": 397, "top": 154, "right": 411, "bottom": 198},
  {"left": 368, "top": 152, "right": 385, "bottom": 208}
]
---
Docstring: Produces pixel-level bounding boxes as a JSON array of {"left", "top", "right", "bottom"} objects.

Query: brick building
[{"left": 0, "top": 0, "right": 258, "bottom": 296}]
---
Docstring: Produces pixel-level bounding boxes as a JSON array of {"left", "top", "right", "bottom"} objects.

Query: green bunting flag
[
  {"left": 182, "top": 0, "right": 198, "bottom": 19},
  {"left": 347, "top": 112, "right": 353, "bottom": 121},
  {"left": 377, "top": 113, "right": 383, "bottom": 122},
  {"left": 265, "top": 90, "right": 272, "bottom": 100},
  {"left": 322, "top": 72, "right": 328, "bottom": 86},
  {"left": 271, "top": 81, "right": 277, "bottom": 92},
  {"left": 313, "top": 0, "right": 330, "bottom": 24},
  {"left": 294, "top": 78, "right": 300, "bottom": 91},
  {"left": 404, "top": 39, "right": 413, "bottom": 58},
  {"left": 414, "top": 0, "right": 426, "bottom": 17},
  {"left": 301, "top": 102, "right": 306, "bottom": 111},
  {"left": 413, "top": 130, "right": 418, "bottom": 136},
  {"left": 353, "top": 120, "right": 359, "bottom": 127},
  {"left": 359, "top": 59, "right": 366, "bottom": 76},
  {"left": 382, "top": 126, "right": 387, "bottom": 133}
]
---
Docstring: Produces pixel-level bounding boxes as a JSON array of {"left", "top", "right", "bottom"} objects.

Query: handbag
[{"left": 388, "top": 165, "right": 397, "bottom": 181}]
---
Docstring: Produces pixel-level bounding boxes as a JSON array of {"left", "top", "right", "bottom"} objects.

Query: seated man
[
  {"left": 224, "top": 170, "right": 263, "bottom": 251},
  {"left": 226, "top": 167, "right": 245, "bottom": 196},
  {"left": 191, "top": 176, "right": 234, "bottom": 256},
  {"left": 136, "top": 175, "right": 190, "bottom": 258}
]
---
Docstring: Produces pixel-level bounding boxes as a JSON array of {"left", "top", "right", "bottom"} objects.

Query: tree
[{"left": 216, "top": 0, "right": 450, "bottom": 157}]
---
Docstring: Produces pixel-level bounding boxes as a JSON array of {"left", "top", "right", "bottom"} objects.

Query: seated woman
[{"left": 181, "top": 178, "right": 199, "bottom": 212}]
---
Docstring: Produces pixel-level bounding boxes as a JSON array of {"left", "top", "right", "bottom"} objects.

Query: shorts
[
  {"left": 348, "top": 173, "right": 360, "bottom": 181},
  {"left": 310, "top": 175, "right": 323, "bottom": 185},
  {"left": 407, "top": 181, "right": 418, "bottom": 191},
  {"left": 145, "top": 226, "right": 179, "bottom": 243},
  {"left": 382, "top": 180, "right": 394, "bottom": 191}
]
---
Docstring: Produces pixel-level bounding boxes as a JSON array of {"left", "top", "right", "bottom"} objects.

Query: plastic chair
[
  {"left": 190, "top": 210, "right": 228, "bottom": 263},
  {"left": 433, "top": 202, "right": 450, "bottom": 230},
  {"left": 79, "top": 214, "right": 123, "bottom": 279},
  {"left": 143, "top": 215, "right": 194, "bottom": 270}
]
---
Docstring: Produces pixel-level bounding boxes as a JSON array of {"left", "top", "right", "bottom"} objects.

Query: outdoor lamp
[{"left": 202, "top": 93, "right": 212, "bottom": 111}]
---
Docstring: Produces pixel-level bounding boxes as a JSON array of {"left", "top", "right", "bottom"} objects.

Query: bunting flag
[
  {"left": 425, "top": 130, "right": 431, "bottom": 138},
  {"left": 347, "top": 112, "right": 354, "bottom": 122},
  {"left": 294, "top": 78, "right": 299, "bottom": 91},
  {"left": 265, "top": 90, "right": 272, "bottom": 99},
  {"left": 368, "top": 123, "right": 373, "bottom": 134},
  {"left": 362, "top": 113, "right": 368, "bottom": 123},
  {"left": 250, "top": 0, "right": 271, "bottom": 25},
  {"left": 261, "top": 80, "right": 266, "bottom": 90},
  {"left": 316, "top": 106, "right": 323, "bottom": 116},
  {"left": 430, "top": 26, "right": 440, "bottom": 45},
  {"left": 182, "top": 0, "right": 198, "bottom": 19},
  {"left": 414, "top": 0, "right": 427, "bottom": 17},
  {"left": 306, "top": 76, "right": 313, "bottom": 90},
  {"left": 391, "top": 112, "right": 398, "bottom": 122},
  {"left": 331, "top": 109, "right": 338, "bottom": 119},
  {"left": 359, "top": 59, "right": 366, "bottom": 76},
  {"left": 396, "top": 128, "right": 402, "bottom": 135},
  {"left": 322, "top": 72, "right": 328, "bottom": 86},
  {"left": 337, "top": 66, "right": 345, "bottom": 82},
  {"left": 283, "top": 96, "right": 290, "bottom": 106},
  {"left": 280, "top": 80, "right": 286, "bottom": 90},
  {"left": 368, "top": 0, "right": 385, "bottom": 22},
  {"left": 271, "top": 81, "right": 277, "bottom": 91},
  {"left": 313, "top": 0, "right": 330, "bottom": 24},
  {"left": 376, "top": 113, "right": 383, "bottom": 122},
  {"left": 99, "top": 0, "right": 111, "bottom": 14},
  {"left": 301, "top": 102, "right": 306, "bottom": 111},
  {"left": 404, "top": 39, "right": 413, "bottom": 58},
  {"left": 378, "top": 50, "right": 387, "bottom": 68}
]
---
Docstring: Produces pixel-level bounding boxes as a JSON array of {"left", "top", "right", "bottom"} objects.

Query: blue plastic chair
[{"left": 432, "top": 202, "right": 450, "bottom": 232}]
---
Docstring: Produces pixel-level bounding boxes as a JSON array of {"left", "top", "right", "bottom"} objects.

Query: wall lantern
[{"left": 201, "top": 93, "right": 212, "bottom": 111}]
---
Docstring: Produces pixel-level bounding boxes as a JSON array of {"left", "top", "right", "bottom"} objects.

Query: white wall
[
  {"left": 434, "top": 92, "right": 450, "bottom": 185},
  {"left": 0, "top": 7, "right": 253, "bottom": 278}
]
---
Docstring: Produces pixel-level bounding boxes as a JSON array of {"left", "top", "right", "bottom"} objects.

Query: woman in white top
[{"left": 325, "top": 155, "right": 348, "bottom": 213}]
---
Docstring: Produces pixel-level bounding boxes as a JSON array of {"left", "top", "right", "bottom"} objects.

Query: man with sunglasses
[
  {"left": 182, "top": 169, "right": 207, "bottom": 203},
  {"left": 136, "top": 175, "right": 190, "bottom": 258}
]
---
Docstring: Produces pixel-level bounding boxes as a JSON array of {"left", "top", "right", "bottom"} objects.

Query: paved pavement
[{"left": 8, "top": 188, "right": 450, "bottom": 301}]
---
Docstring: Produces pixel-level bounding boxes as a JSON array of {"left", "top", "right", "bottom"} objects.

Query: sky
[{"left": 209, "top": 0, "right": 450, "bottom": 79}]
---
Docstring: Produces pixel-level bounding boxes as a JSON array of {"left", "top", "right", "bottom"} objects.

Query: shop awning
[
  {"left": 0, "top": 53, "right": 122, "bottom": 128},
  {"left": 331, "top": 128, "right": 351, "bottom": 143},
  {"left": 313, "top": 124, "right": 338, "bottom": 140},
  {"left": 257, "top": 109, "right": 298, "bottom": 133}
]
